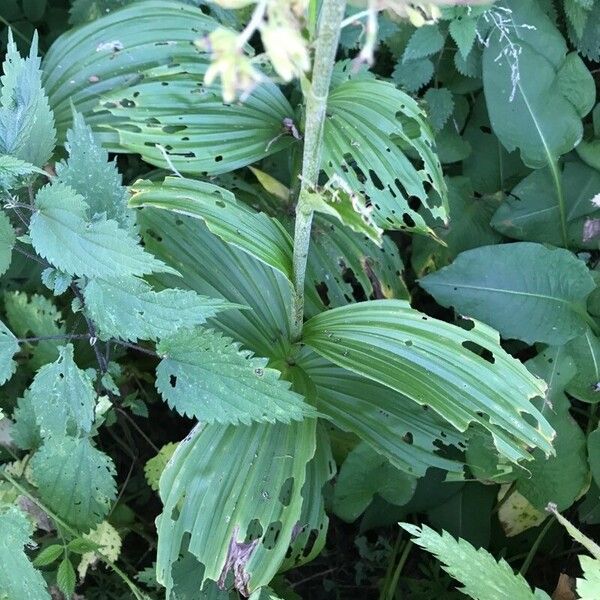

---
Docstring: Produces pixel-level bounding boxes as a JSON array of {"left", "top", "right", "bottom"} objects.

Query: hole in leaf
[{"left": 462, "top": 341, "right": 495, "bottom": 364}]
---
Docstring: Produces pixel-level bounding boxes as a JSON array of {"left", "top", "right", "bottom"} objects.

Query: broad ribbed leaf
[
  {"left": 42, "top": 0, "right": 216, "bottom": 137},
  {"left": 0, "top": 318, "right": 18, "bottom": 385},
  {"left": 302, "top": 300, "right": 553, "bottom": 464},
  {"left": 138, "top": 209, "right": 292, "bottom": 360},
  {"left": 420, "top": 242, "right": 596, "bottom": 345},
  {"left": 297, "top": 349, "right": 466, "bottom": 476},
  {"left": 30, "top": 436, "right": 117, "bottom": 531},
  {"left": 130, "top": 177, "right": 293, "bottom": 281},
  {"left": 69, "top": 0, "right": 137, "bottom": 24},
  {"left": 156, "top": 328, "right": 313, "bottom": 425},
  {"left": 30, "top": 182, "right": 174, "bottom": 278},
  {"left": 56, "top": 111, "right": 133, "bottom": 230},
  {"left": 84, "top": 276, "right": 234, "bottom": 342},
  {"left": 156, "top": 420, "right": 316, "bottom": 595},
  {"left": 402, "top": 523, "right": 550, "bottom": 600},
  {"left": 0, "top": 208, "right": 15, "bottom": 276},
  {"left": 483, "top": 0, "right": 591, "bottom": 168},
  {"left": 0, "top": 32, "right": 55, "bottom": 167},
  {"left": 0, "top": 507, "right": 50, "bottom": 600},
  {"left": 324, "top": 77, "right": 447, "bottom": 235},
  {"left": 566, "top": 328, "right": 600, "bottom": 403},
  {"left": 491, "top": 160, "right": 600, "bottom": 249},
  {"left": 27, "top": 344, "right": 96, "bottom": 438}
]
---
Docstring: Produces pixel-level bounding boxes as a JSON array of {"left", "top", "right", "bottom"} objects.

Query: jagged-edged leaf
[
  {"left": 0, "top": 209, "right": 15, "bottom": 277},
  {"left": 76, "top": 521, "right": 122, "bottom": 580},
  {"left": 30, "top": 435, "right": 117, "bottom": 531},
  {"left": 571, "top": 2, "right": 600, "bottom": 62},
  {"left": 130, "top": 177, "right": 293, "bottom": 281},
  {"left": 84, "top": 276, "right": 234, "bottom": 342},
  {"left": 0, "top": 318, "right": 19, "bottom": 385},
  {"left": 491, "top": 160, "right": 600, "bottom": 249},
  {"left": 566, "top": 328, "right": 600, "bottom": 403},
  {"left": 30, "top": 182, "right": 175, "bottom": 278},
  {"left": 423, "top": 88, "right": 454, "bottom": 132},
  {"left": 156, "top": 420, "right": 316, "bottom": 596},
  {"left": 420, "top": 242, "right": 596, "bottom": 345},
  {"left": 333, "top": 441, "right": 417, "bottom": 523},
  {"left": 11, "top": 391, "right": 42, "bottom": 451},
  {"left": 42, "top": 0, "right": 217, "bottom": 137},
  {"left": 144, "top": 441, "right": 178, "bottom": 492},
  {"left": 302, "top": 299, "right": 554, "bottom": 464},
  {"left": 323, "top": 77, "right": 447, "bottom": 235},
  {"left": 138, "top": 209, "right": 292, "bottom": 360},
  {"left": 402, "top": 523, "right": 550, "bottom": 600},
  {"left": 483, "top": 0, "right": 591, "bottom": 168},
  {"left": 0, "top": 506, "right": 50, "bottom": 600},
  {"left": 56, "top": 111, "right": 133, "bottom": 230},
  {"left": 0, "top": 32, "right": 55, "bottom": 167},
  {"left": 0, "top": 155, "right": 44, "bottom": 190},
  {"left": 578, "top": 555, "right": 600, "bottom": 600},
  {"left": 40, "top": 267, "right": 72, "bottom": 296},
  {"left": 297, "top": 349, "right": 466, "bottom": 476},
  {"left": 27, "top": 344, "right": 96, "bottom": 438},
  {"left": 156, "top": 328, "right": 313, "bottom": 425},
  {"left": 4, "top": 291, "right": 64, "bottom": 369}
]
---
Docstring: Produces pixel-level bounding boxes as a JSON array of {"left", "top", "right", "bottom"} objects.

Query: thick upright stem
[{"left": 290, "top": 0, "right": 346, "bottom": 340}]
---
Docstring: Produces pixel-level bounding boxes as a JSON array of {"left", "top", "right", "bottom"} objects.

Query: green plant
[{"left": 0, "top": 0, "right": 599, "bottom": 598}]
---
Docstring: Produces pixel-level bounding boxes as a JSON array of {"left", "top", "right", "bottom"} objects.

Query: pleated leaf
[
  {"left": 302, "top": 300, "right": 554, "bottom": 464},
  {"left": 156, "top": 420, "right": 316, "bottom": 595},
  {"left": 156, "top": 328, "right": 314, "bottom": 425}
]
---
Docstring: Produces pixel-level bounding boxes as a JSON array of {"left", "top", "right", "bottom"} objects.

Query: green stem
[
  {"left": 0, "top": 470, "right": 148, "bottom": 600},
  {"left": 290, "top": 0, "right": 347, "bottom": 340},
  {"left": 519, "top": 515, "right": 554, "bottom": 576},
  {"left": 549, "top": 158, "right": 569, "bottom": 249}
]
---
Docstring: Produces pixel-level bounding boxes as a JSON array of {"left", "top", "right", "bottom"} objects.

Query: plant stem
[
  {"left": 549, "top": 157, "right": 569, "bottom": 249},
  {"left": 519, "top": 515, "right": 554, "bottom": 576},
  {"left": 290, "top": 0, "right": 346, "bottom": 340}
]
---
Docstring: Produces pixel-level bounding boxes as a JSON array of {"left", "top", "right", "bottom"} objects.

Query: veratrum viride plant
[{"left": 0, "top": 0, "right": 600, "bottom": 598}]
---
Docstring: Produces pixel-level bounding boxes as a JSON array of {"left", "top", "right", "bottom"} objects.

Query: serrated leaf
[
  {"left": 33, "top": 544, "right": 63, "bottom": 567},
  {"left": 420, "top": 242, "right": 596, "bottom": 345},
  {"left": 4, "top": 291, "right": 64, "bottom": 370},
  {"left": 11, "top": 391, "right": 42, "bottom": 451},
  {"left": 40, "top": 267, "right": 72, "bottom": 296},
  {"left": 302, "top": 299, "right": 554, "bottom": 465},
  {"left": 76, "top": 521, "right": 121, "bottom": 580},
  {"left": 56, "top": 111, "right": 133, "bottom": 230},
  {"left": 156, "top": 328, "right": 313, "bottom": 425},
  {"left": 67, "top": 538, "right": 101, "bottom": 554},
  {"left": 403, "top": 24, "right": 444, "bottom": 61},
  {"left": 423, "top": 88, "right": 455, "bottom": 132},
  {"left": 27, "top": 344, "right": 96, "bottom": 438},
  {"left": 392, "top": 57, "right": 434, "bottom": 92},
  {"left": 0, "top": 318, "right": 19, "bottom": 385},
  {"left": 83, "top": 276, "right": 235, "bottom": 342},
  {"left": 0, "top": 506, "right": 50, "bottom": 600},
  {"left": 332, "top": 441, "right": 416, "bottom": 522},
  {"left": 156, "top": 420, "right": 316, "bottom": 596},
  {"left": 402, "top": 523, "right": 548, "bottom": 600},
  {"left": 323, "top": 78, "right": 447, "bottom": 234},
  {"left": 31, "top": 436, "right": 117, "bottom": 531},
  {"left": 0, "top": 209, "right": 17, "bottom": 276},
  {"left": 56, "top": 557, "right": 76, "bottom": 598},
  {"left": 0, "top": 154, "right": 44, "bottom": 190},
  {"left": 30, "top": 182, "right": 174, "bottom": 278},
  {"left": 578, "top": 555, "right": 600, "bottom": 599},
  {"left": 144, "top": 442, "right": 178, "bottom": 492},
  {"left": 0, "top": 32, "right": 55, "bottom": 167},
  {"left": 449, "top": 15, "right": 478, "bottom": 59},
  {"left": 129, "top": 177, "right": 293, "bottom": 281}
]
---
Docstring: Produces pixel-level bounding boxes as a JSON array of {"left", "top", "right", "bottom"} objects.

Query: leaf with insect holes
[
  {"left": 83, "top": 276, "right": 236, "bottom": 342},
  {"left": 156, "top": 328, "right": 314, "bottom": 425},
  {"left": 30, "top": 182, "right": 176, "bottom": 278},
  {"left": 0, "top": 506, "right": 50, "bottom": 600}
]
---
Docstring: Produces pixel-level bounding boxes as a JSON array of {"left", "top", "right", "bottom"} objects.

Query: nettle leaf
[
  {"left": 402, "top": 524, "right": 550, "bottom": 600},
  {"left": 332, "top": 441, "right": 417, "bottom": 523},
  {"left": 0, "top": 506, "right": 50, "bottom": 600},
  {"left": 302, "top": 300, "right": 554, "bottom": 464},
  {"left": 298, "top": 349, "right": 466, "bottom": 476},
  {"left": 30, "top": 435, "right": 117, "bottom": 531},
  {"left": 423, "top": 88, "right": 455, "bottom": 132},
  {"left": 83, "top": 276, "right": 234, "bottom": 342},
  {"left": 0, "top": 208, "right": 15, "bottom": 276},
  {"left": 130, "top": 177, "right": 293, "bottom": 281},
  {"left": 30, "top": 182, "right": 175, "bottom": 278},
  {"left": 491, "top": 160, "right": 600, "bottom": 250},
  {"left": 392, "top": 57, "right": 434, "bottom": 92},
  {"left": 138, "top": 210, "right": 292, "bottom": 360},
  {"left": 0, "top": 32, "right": 55, "bottom": 167},
  {"left": 56, "top": 111, "right": 133, "bottom": 230},
  {"left": 27, "top": 344, "right": 96, "bottom": 438},
  {"left": 483, "top": 0, "right": 593, "bottom": 168},
  {"left": 323, "top": 77, "right": 447, "bottom": 235},
  {"left": 403, "top": 24, "right": 444, "bottom": 61},
  {"left": 156, "top": 328, "right": 314, "bottom": 425},
  {"left": 420, "top": 242, "right": 596, "bottom": 345},
  {"left": 449, "top": 13, "right": 479, "bottom": 59},
  {"left": 0, "top": 318, "right": 19, "bottom": 385},
  {"left": 42, "top": 0, "right": 218, "bottom": 137},
  {"left": 4, "top": 291, "right": 64, "bottom": 369},
  {"left": 571, "top": 1, "right": 600, "bottom": 62},
  {"left": 0, "top": 155, "right": 44, "bottom": 190},
  {"left": 11, "top": 391, "right": 42, "bottom": 451},
  {"left": 578, "top": 555, "right": 600, "bottom": 600},
  {"left": 156, "top": 420, "right": 316, "bottom": 596}
]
